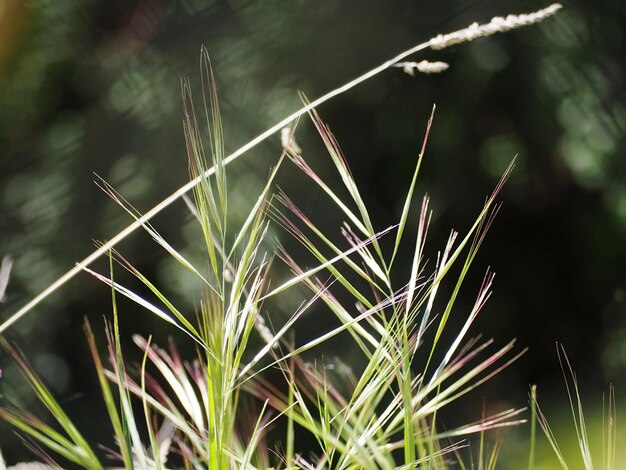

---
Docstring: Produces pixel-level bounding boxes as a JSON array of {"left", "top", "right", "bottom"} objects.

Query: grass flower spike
[
  {"left": 393, "top": 60, "right": 450, "bottom": 76},
  {"left": 430, "top": 3, "right": 563, "bottom": 50}
]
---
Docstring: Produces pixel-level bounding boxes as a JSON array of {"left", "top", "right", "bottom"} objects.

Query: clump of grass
[
  {"left": 0, "top": 4, "right": 566, "bottom": 468},
  {"left": 528, "top": 345, "right": 617, "bottom": 470},
  {"left": 2, "top": 99, "right": 524, "bottom": 468}
]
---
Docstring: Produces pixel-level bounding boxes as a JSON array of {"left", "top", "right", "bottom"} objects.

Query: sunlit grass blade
[
  {"left": 0, "top": 341, "right": 102, "bottom": 469},
  {"left": 306, "top": 106, "right": 387, "bottom": 273},
  {"left": 432, "top": 407, "right": 526, "bottom": 439},
  {"left": 94, "top": 176, "right": 217, "bottom": 296},
  {"left": 182, "top": 77, "right": 222, "bottom": 283},
  {"left": 536, "top": 400, "right": 570, "bottom": 469},
  {"left": 532, "top": 345, "right": 615, "bottom": 470},
  {"left": 385, "top": 339, "right": 525, "bottom": 434},
  {"left": 529, "top": 384, "right": 537, "bottom": 470},
  {"left": 272, "top": 197, "right": 389, "bottom": 323},
  {"left": 81, "top": 264, "right": 205, "bottom": 349},
  {"left": 340, "top": 223, "right": 390, "bottom": 291},
  {"left": 133, "top": 336, "right": 206, "bottom": 435},
  {"left": 107, "top": 254, "right": 148, "bottom": 469},
  {"left": 419, "top": 163, "right": 512, "bottom": 386},
  {"left": 420, "top": 344, "right": 527, "bottom": 417},
  {"left": 285, "top": 356, "right": 296, "bottom": 470},
  {"left": 261, "top": 224, "right": 397, "bottom": 300},
  {"left": 244, "top": 288, "right": 406, "bottom": 384},
  {"left": 430, "top": 269, "right": 496, "bottom": 383},
  {"left": 287, "top": 153, "right": 370, "bottom": 244},
  {"left": 404, "top": 195, "right": 431, "bottom": 327},
  {"left": 274, "top": 191, "right": 387, "bottom": 296},
  {"left": 604, "top": 384, "right": 616, "bottom": 470},
  {"left": 485, "top": 436, "right": 502, "bottom": 470},
  {"left": 237, "top": 277, "right": 337, "bottom": 381},
  {"left": 84, "top": 319, "right": 134, "bottom": 469},
  {"left": 228, "top": 154, "right": 285, "bottom": 259},
  {"left": 238, "top": 400, "right": 270, "bottom": 469},
  {"left": 557, "top": 344, "right": 593, "bottom": 469},
  {"left": 276, "top": 359, "right": 395, "bottom": 470},
  {"left": 200, "top": 47, "right": 227, "bottom": 229},
  {"left": 390, "top": 105, "right": 436, "bottom": 269},
  {"left": 138, "top": 335, "right": 163, "bottom": 469},
  {"left": 275, "top": 246, "right": 386, "bottom": 354},
  {"left": 0, "top": 406, "right": 86, "bottom": 467},
  {"left": 0, "top": 255, "right": 12, "bottom": 302},
  {"left": 103, "top": 366, "right": 206, "bottom": 456}
]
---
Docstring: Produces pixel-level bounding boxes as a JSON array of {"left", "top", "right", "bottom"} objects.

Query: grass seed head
[{"left": 430, "top": 3, "right": 563, "bottom": 50}]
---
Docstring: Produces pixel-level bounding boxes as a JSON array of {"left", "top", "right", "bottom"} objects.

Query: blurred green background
[{"left": 0, "top": 0, "right": 624, "bottom": 467}]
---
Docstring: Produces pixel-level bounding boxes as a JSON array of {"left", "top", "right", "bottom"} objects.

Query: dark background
[{"left": 0, "top": 0, "right": 624, "bottom": 466}]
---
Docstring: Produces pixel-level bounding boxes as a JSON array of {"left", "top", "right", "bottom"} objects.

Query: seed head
[{"left": 430, "top": 3, "right": 563, "bottom": 50}]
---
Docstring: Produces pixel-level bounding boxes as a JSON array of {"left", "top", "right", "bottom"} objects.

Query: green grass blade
[
  {"left": 84, "top": 319, "right": 134, "bottom": 468},
  {"left": 529, "top": 384, "right": 537, "bottom": 470},
  {"left": 0, "top": 341, "right": 102, "bottom": 469},
  {"left": 390, "top": 105, "right": 435, "bottom": 269}
]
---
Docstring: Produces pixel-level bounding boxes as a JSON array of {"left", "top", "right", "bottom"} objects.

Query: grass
[
  {"left": 528, "top": 345, "right": 617, "bottom": 470},
  {"left": 0, "top": 3, "right": 613, "bottom": 469}
]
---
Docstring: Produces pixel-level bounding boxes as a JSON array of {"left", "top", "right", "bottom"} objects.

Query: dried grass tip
[
  {"left": 394, "top": 60, "right": 450, "bottom": 76},
  {"left": 281, "top": 127, "right": 302, "bottom": 154},
  {"left": 0, "top": 255, "right": 13, "bottom": 303},
  {"left": 430, "top": 3, "right": 563, "bottom": 50}
]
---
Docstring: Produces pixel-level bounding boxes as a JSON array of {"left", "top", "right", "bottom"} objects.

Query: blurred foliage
[{"left": 0, "top": 0, "right": 625, "bottom": 465}]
